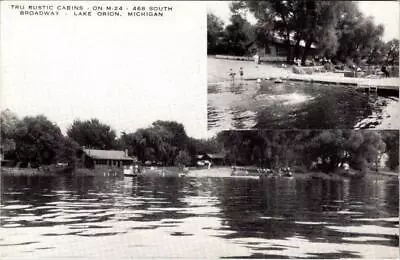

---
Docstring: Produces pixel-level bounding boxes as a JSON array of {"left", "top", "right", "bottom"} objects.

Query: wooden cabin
[
  {"left": 197, "top": 153, "right": 226, "bottom": 166},
  {"left": 79, "top": 149, "right": 137, "bottom": 171}
]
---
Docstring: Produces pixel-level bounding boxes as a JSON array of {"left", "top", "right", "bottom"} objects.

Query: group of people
[{"left": 228, "top": 67, "right": 244, "bottom": 81}]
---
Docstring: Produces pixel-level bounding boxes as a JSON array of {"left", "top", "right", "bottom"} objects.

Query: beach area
[
  {"left": 208, "top": 56, "right": 400, "bottom": 87},
  {"left": 208, "top": 57, "right": 400, "bottom": 131}
]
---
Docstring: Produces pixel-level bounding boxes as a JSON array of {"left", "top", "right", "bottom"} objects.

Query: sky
[
  {"left": 207, "top": 1, "right": 399, "bottom": 42},
  {"left": 1, "top": 1, "right": 207, "bottom": 139},
  {"left": 1, "top": 1, "right": 398, "bottom": 141}
]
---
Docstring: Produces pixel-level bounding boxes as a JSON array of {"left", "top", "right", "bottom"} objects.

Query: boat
[
  {"left": 123, "top": 165, "right": 140, "bottom": 177},
  {"left": 259, "top": 167, "right": 294, "bottom": 179},
  {"left": 178, "top": 167, "right": 189, "bottom": 177}
]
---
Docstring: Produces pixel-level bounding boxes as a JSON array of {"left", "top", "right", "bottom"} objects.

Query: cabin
[
  {"left": 79, "top": 149, "right": 137, "bottom": 170},
  {"left": 196, "top": 153, "right": 226, "bottom": 166},
  {"left": 247, "top": 34, "right": 318, "bottom": 62}
]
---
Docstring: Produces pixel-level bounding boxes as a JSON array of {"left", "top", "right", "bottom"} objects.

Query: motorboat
[{"left": 123, "top": 165, "right": 139, "bottom": 177}]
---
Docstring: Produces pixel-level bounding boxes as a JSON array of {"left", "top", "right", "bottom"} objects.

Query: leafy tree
[
  {"left": 385, "top": 39, "right": 399, "bottom": 65},
  {"left": 380, "top": 130, "right": 399, "bottom": 170},
  {"left": 119, "top": 121, "right": 191, "bottom": 166},
  {"left": 1, "top": 109, "right": 19, "bottom": 160},
  {"left": 335, "top": 2, "right": 384, "bottom": 64},
  {"left": 175, "top": 150, "right": 191, "bottom": 166},
  {"left": 67, "top": 119, "right": 117, "bottom": 150},
  {"left": 55, "top": 137, "right": 80, "bottom": 165},
  {"left": 223, "top": 14, "right": 255, "bottom": 56},
  {"left": 234, "top": 0, "right": 341, "bottom": 64},
  {"left": 217, "top": 129, "right": 390, "bottom": 174},
  {"left": 13, "top": 115, "right": 67, "bottom": 167},
  {"left": 207, "top": 12, "right": 226, "bottom": 55}
]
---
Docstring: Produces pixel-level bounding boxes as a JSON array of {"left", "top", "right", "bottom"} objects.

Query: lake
[
  {"left": 1, "top": 174, "right": 398, "bottom": 259},
  {"left": 208, "top": 80, "right": 399, "bottom": 134}
]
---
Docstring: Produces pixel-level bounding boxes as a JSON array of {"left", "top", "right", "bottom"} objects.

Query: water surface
[
  {"left": 208, "top": 80, "right": 399, "bottom": 133},
  {"left": 1, "top": 174, "right": 398, "bottom": 259}
]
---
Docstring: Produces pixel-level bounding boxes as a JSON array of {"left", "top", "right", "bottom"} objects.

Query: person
[
  {"left": 239, "top": 67, "right": 244, "bottom": 80},
  {"left": 228, "top": 68, "right": 236, "bottom": 82},
  {"left": 381, "top": 65, "right": 390, "bottom": 77},
  {"left": 254, "top": 53, "right": 260, "bottom": 64}
]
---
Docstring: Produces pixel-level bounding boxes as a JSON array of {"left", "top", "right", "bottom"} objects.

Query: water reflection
[
  {"left": 208, "top": 80, "right": 399, "bottom": 131},
  {"left": 1, "top": 174, "right": 398, "bottom": 259}
]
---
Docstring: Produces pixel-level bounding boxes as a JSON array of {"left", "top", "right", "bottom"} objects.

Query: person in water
[
  {"left": 239, "top": 67, "right": 244, "bottom": 80},
  {"left": 228, "top": 68, "right": 236, "bottom": 82}
]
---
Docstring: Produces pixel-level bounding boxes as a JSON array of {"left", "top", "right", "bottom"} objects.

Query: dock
[
  {"left": 243, "top": 74, "right": 399, "bottom": 94},
  {"left": 283, "top": 74, "right": 399, "bottom": 91}
]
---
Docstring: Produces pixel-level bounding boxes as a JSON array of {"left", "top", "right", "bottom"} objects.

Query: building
[
  {"left": 79, "top": 149, "right": 137, "bottom": 170},
  {"left": 196, "top": 153, "right": 226, "bottom": 166},
  {"left": 247, "top": 34, "right": 318, "bottom": 62}
]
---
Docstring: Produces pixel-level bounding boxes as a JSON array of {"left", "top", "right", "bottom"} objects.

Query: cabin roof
[
  {"left": 248, "top": 33, "right": 317, "bottom": 50},
  {"left": 197, "top": 153, "right": 225, "bottom": 160},
  {"left": 83, "top": 149, "right": 136, "bottom": 161}
]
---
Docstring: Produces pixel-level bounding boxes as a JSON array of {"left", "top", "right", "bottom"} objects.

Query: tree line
[
  {"left": 0, "top": 110, "right": 219, "bottom": 168},
  {"left": 216, "top": 130, "right": 399, "bottom": 173},
  {"left": 1, "top": 110, "right": 398, "bottom": 172},
  {"left": 208, "top": 1, "right": 399, "bottom": 66}
]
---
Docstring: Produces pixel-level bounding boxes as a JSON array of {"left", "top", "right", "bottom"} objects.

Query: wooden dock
[{"left": 281, "top": 74, "right": 399, "bottom": 92}]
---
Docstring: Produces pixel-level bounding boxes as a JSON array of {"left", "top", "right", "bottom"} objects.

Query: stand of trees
[
  {"left": 208, "top": 1, "right": 399, "bottom": 66},
  {"left": 1, "top": 110, "right": 220, "bottom": 168},
  {"left": 1, "top": 109, "right": 398, "bottom": 172},
  {"left": 1, "top": 110, "right": 79, "bottom": 167},
  {"left": 217, "top": 130, "right": 398, "bottom": 172}
]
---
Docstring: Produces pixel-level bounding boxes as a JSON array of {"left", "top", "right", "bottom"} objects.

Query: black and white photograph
[
  {"left": 207, "top": 1, "right": 399, "bottom": 134},
  {"left": 1, "top": 0, "right": 399, "bottom": 259}
]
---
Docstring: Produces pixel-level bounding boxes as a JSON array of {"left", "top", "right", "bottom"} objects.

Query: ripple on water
[
  {"left": 2, "top": 204, "right": 32, "bottom": 210},
  {"left": 326, "top": 225, "right": 398, "bottom": 236}
]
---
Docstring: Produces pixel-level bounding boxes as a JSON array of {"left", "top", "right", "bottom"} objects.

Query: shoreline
[
  {"left": 2, "top": 166, "right": 397, "bottom": 179},
  {"left": 208, "top": 57, "right": 399, "bottom": 91}
]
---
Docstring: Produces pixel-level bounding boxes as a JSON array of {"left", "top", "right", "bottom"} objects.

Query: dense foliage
[
  {"left": 119, "top": 120, "right": 220, "bottom": 166},
  {"left": 217, "top": 130, "right": 398, "bottom": 172},
  {"left": 1, "top": 110, "right": 398, "bottom": 172},
  {"left": 208, "top": 1, "right": 399, "bottom": 66},
  {"left": 67, "top": 119, "right": 117, "bottom": 150},
  {"left": 1, "top": 112, "right": 79, "bottom": 167}
]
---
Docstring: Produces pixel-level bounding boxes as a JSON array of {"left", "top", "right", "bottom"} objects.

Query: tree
[
  {"left": 235, "top": 0, "right": 341, "bottom": 64},
  {"left": 385, "top": 39, "right": 399, "bottom": 65},
  {"left": 67, "top": 119, "right": 117, "bottom": 149},
  {"left": 223, "top": 14, "right": 255, "bottom": 56},
  {"left": 380, "top": 131, "right": 399, "bottom": 171},
  {"left": 207, "top": 12, "right": 225, "bottom": 55},
  {"left": 1, "top": 109, "right": 19, "bottom": 160},
  {"left": 119, "top": 121, "right": 191, "bottom": 166},
  {"left": 175, "top": 150, "right": 191, "bottom": 167},
  {"left": 13, "top": 115, "right": 66, "bottom": 167},
  {"left": 335, "top": 2, "right": 385, "bottom": 65}
]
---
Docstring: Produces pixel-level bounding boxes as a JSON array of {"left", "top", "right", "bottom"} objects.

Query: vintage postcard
[{"left": 1, "top": 1, "right": 399, "bottom": 259}]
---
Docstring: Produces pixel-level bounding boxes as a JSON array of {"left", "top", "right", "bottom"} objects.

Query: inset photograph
[{"left": 207, "top": 1, "right": 399, "bottom": 134}]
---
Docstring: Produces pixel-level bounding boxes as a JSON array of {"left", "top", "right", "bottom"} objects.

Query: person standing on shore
[{"left": 381, "top": 65, "right": 390, "bottom": 77}]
